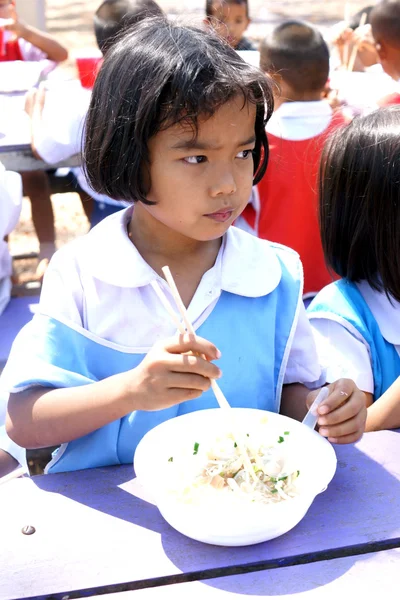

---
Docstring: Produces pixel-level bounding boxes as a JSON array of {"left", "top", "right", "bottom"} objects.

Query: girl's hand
[
  {"left": 124, "top": 334, "right": 222, "bottom": 412},
  {"left": 306, "top": 379, "right": 367, "bottom": 444}
]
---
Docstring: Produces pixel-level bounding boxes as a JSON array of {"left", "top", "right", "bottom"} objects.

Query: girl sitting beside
[{"left": 308, "top": 106, "right": 400, "bottom": 432}]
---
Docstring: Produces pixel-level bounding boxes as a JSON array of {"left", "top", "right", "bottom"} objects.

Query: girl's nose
[{"left": 208, "top": 169, "right": 237, "bottom": 198}]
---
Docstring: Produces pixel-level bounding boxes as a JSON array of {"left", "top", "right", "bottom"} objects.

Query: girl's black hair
[
  {"left": 319, "top": 106, "right": 400, "bottom": 302},
  {"left": 83, "top": 17, "right": 273, "bottom": 206}
]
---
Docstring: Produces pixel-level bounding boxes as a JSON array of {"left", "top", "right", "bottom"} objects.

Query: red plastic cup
[
  {"left": 0, "top": 28, "right": 5, "bottom": 58},
  {"left": 76, "top": 55, "right": 103, "bottom": 89}
]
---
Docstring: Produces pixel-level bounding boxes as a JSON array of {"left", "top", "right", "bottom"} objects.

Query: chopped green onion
[
  {"left": 271, "top": 488, "right": 278, "bottom": 493},
  {"left": 168, "top": 457, "right": 173, "bottom": 462},
  {"left": 193, "top": 442, "right": 200, "bottom": 455},
  {"left": 296, "top": 470, "right": 300, "bottom": 477},
  {"left": 284, "top": 431, "right": 290, "bottom": 435},
  {"left": 234, "top": 442, "right": 237, "bottom": 448},
  {"left": 278, "top": 475, "right": 288, "bottom": 481},
  {"left": 277, "top": 436, "right": 285, "bottom": 444}
]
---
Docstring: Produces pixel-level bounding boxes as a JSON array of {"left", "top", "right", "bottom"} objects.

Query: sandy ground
[{"left": 9, "top": 0, "right": 372, "bottom": 275}]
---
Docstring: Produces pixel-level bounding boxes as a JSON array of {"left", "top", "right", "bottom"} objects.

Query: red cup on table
[
  {"left": 76, "top": 55, "right": 103, "bottom": 89},
  {"left": 0, "top": 26, "right": 6, "bottom": 58}
]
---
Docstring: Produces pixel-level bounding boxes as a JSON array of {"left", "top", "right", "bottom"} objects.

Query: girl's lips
[{"left": 205, "top": 209, "right": 234, "bottom": 223}]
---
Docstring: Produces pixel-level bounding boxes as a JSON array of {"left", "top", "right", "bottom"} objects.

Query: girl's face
[
  {"left": 209, "top": 2, "right": 250, "bottom": 48},
  {"left": 138, "top": 97, "right": 256, "bottom": 243}
]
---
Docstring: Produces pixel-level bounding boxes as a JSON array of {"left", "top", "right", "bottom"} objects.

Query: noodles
[{"left": 165, "top": 429, "right": 301, "bottom": 506}]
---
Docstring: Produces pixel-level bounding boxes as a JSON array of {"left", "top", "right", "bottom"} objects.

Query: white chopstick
[
  {"left": 153, "top": 267, "right": 258, "bottom": 482},
  {"left": 347, "top": 11, "right": 368, "bottom": 72}
]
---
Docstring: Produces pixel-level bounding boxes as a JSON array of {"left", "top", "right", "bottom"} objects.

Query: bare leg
[{"left": 21, "top": 171, "right": 56, "bottom": 278}]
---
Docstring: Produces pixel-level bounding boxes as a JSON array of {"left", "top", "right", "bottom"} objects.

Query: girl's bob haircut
[
  {"left": 83, "top": 17, "right": 273, "bottom": 205},
  {"left": 319, "top": 106, "right": 400, "bottom": 303}
]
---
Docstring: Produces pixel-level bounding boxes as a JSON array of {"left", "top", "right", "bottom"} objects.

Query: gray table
[
  {"left": 0, "top": 91, "right": 80, "bottom": 171},
  {"left": 0, "top": 429, "right": 399, "bottom": 599}
]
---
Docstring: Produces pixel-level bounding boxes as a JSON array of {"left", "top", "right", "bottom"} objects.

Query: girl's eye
[
  {"left": 184, "top": 155, "right": 207, "bottom": 165},
  {"left": 236, "top": 149, "right": 254, "bottom": 159}
]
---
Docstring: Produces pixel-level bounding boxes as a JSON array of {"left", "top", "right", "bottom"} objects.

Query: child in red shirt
[
  {"left": 243, "top": 21, "right": 344, "bottom": 299},
  {"left": 0, "top": 0, "right": 67, "bottom": 62}
]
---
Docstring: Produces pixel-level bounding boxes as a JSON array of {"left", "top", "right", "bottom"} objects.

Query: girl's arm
[
  {"left": 6, "top": 335, "right": 221, "bottom": 449},
  {"left": 366, "top": 377, "right": 400, "bottom": 432},
  {"left": 280, "top": 379, "right": 368, "bottom": 444},
  {"left": 4, "top": 18, "right": 68, "bottom": 62}
]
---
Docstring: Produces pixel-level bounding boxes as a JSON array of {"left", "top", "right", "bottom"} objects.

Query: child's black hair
[
  {"left": 260, "top": 20, "right": 329, "bottom": 94},
  {"left": 84, "top": 17, "right": 273, "bottom": 206},
  {"left": 206, "top": 0, "right": 249, "bottom": 20},
  {"left": 371, "top": 0, "right": 400, "bottom": 47},
  {"left": 319, "top": 106, "right": 400, "bottom": 303},
  {"left": 94, "top": 0, "right": 163, "bottom": 54}
]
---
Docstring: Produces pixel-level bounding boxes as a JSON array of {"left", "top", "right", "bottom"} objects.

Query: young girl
[
  {"left": 308, "top": 106, "right": 400, "bottom": 432},
  {"left": 2, "top": 18, "right": 366, "bottom": 473}
]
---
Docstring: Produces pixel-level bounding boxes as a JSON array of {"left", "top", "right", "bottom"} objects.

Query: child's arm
[
  {"left": 280, "top": 379, "right": 368, "bottom": 443},
  {"left": 6, "top": 335, "right": 221, "bottom": 449},
  {"left": 0, "top": 449, "right": 19, "bottom": 478},
  {"left": 3, "top": 13, "right": 68, "bottom": 63},
  {"left": 366, "top": 377, "right": 400, "bottom": 432}
]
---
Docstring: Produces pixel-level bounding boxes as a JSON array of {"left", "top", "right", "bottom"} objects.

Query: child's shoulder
[{"left": 229, "top": 226, "right": 302, "bottom": 280}]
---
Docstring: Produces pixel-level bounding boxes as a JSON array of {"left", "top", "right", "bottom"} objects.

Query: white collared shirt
[
  {"left": 266, "top": 100, "right": 333, "bottom": 141},
  {"left": 38, "top": 208, "right": 324, "bottom": 387},
  {"left": 310, "top": 281, "right": 400, "bottom": 393}
]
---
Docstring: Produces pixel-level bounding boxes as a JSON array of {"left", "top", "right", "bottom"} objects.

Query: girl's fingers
[
  {"left": 317, "top": 396, "right": 362, "bottom": 426},
  {"left": 317, "top": 379, "right": 357, "bottom": 416},
  {"left": 318, "top": 414, "right": 363, "bottom": 441},
  {"left": 327, "top": 431, "right": 365, "bottom": 445},
  {"left": 165, "top": 372, "right": 212, "bottom": 392},
  {"left": 168, "top": 353, "right": 222, "bottom": 380},
  {"left": 163, "top": 334, "right": 221, "bottom": 361}
]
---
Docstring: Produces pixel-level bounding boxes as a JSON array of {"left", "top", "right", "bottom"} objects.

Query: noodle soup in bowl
[{"left": 134, "top": 408, "right": 337, "bottom": 546}]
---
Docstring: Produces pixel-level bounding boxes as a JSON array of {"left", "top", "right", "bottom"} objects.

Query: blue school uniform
[
  {"left": 1, "top": 210, "right": 319, "bottom": 474},
  {"left": 308, "top": 280, "right": 400, "bottom": 400}
]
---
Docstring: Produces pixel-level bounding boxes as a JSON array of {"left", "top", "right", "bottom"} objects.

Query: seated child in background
[
  {"left": 308, "top": 107, "right": 400, "bottom": 432},
  {"left": 329, "top": 5, "right": 377, "bottom": 73},
  {"left": 27, "top": 0, "right": 164, "bottom": 228},
  {"left": 370, "top": 0, "right": 400, "bottom": 105},
  {"left": 205, "top": 0, "right": 256, "bottom": 50},
  {"left": 241, "top": 21, "right": 344, "bottom": 299},
  {"left": 0, "top": 0, "right": 69, "bottom": 279},
  {"left": 0, "top": 0, "right": 67, "bottom": 63},
  {"left": 0, "top": 161, "right": 22, "bottom": 315},
  {"left": 0, "top": 163, "right": 27, "bottom": 478},
  {"left": 1, "top": 18, "right": 366, "bottom": 474}
]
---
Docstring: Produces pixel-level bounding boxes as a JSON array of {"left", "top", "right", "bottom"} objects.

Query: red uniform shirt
[
  {"left": 0, "top": 37, "right": 23, "bottom": 61},
  {"left": 244, "top": 112, "right": 345, "bottom": 297}
]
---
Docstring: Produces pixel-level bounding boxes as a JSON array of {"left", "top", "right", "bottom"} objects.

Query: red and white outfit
[
  {"left": 241, "top": 101, "right": 345, "bottom": 298},
  {"left": 0, "top": 30, "right": 48, "bottom": 62}
]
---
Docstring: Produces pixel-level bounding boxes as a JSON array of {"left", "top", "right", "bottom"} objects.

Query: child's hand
[
  {"left": 306, "top": 379, "right": 367, "bottom": 444},
  {"left": 124, "top": 334, "right": 222, "bottom": 411}
]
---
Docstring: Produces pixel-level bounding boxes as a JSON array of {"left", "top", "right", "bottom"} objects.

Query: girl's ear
[{"left": 375, "top": 39, "right": 386, "bottom": 60}]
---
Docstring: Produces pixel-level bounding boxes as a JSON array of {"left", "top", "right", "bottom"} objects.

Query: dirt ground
[{"left": 9, "top": 0, "right": 372, "bottom": 274}]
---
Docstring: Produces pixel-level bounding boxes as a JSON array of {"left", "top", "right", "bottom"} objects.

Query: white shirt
[
  {"left": 0, "top": 163, "right": 22, "bottom": 315},
  {"left": 266, "top": 100, "right": 334, "bottom": 141},
  {"left": 39, "top": 208, "right": 324, "bottom": 388},
  {"left": 310, "top": 281, "right": 400, "bottom": 393},
  {"left": 34, "top": 82, "right": 128, "bottom": 207}
]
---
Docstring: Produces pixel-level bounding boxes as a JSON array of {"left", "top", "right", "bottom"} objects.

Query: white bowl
[{"left": 134, "top": 408, "right": 337, "bottom": 546}]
